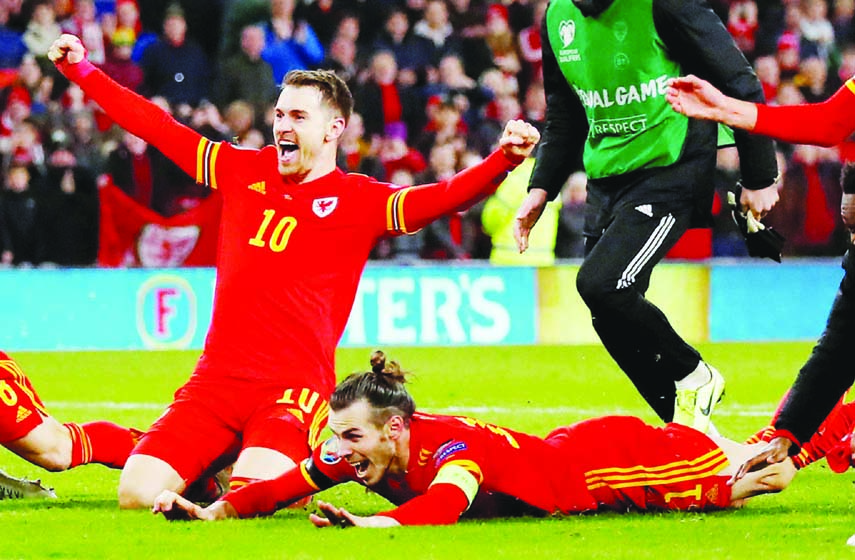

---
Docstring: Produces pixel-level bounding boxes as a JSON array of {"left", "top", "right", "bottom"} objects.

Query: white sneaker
[
  {"left": 673, "top": 363, "right": 726, "bottom": 434},
  {"left": 0, "top": 469, "right": 57, "bottom": 500}
]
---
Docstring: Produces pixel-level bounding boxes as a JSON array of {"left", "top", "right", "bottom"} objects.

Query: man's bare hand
[
  {"left": 47, "top": 34, "right": 86, "bottom": 65},
  {"left": 499, "top": 120, "right": 541, "bottom": 162},
  {"left": 308, "top": 500, "right": 400, "bottom": 528},
  {"left": 151, "top": 490, "right": 237, "bottom": 521},
  {"left": 666, "top": 75, "right": 759, "bottom": 130},
  {"left": 729, "top": 436, "right": 793, "bottom": 485},
  {"left": 665, "top": 75, "right": 728, "bottom": 121},
  {"left": 741, "top": 183, "right": 779, "bottom": 220},
  {"left": 513, "top": 188, "right": 548, "bottom": 253}
]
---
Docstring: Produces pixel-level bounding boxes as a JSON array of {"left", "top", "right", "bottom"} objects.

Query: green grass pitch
[{"left": 2, "top": 343, "right": 854, "bottom": 559}]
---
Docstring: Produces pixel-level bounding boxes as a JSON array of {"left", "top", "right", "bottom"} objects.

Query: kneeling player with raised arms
[{"left": 153, "top": 351, "right": 801, "bottom": 526}]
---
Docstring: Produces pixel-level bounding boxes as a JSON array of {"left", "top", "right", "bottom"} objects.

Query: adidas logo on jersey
[
  {"left": 15, "top": 406, "right": 31, "bottom": 423},
  {"left": 635, "top": 204, "right": 653, "bottom": 217},
  {"left": 247, "top": 181, "right": 266, "bottom": 195}
]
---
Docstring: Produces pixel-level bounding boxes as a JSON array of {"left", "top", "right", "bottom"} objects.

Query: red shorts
[
  {"left": 132, "top": 373, "right": 329, "bottom": 483},
  {"left": 547, "top": 416, "right": 733, "bottom": 512},
  {"left": 0, "top": 352, "right": 48, "bottom": 444}
]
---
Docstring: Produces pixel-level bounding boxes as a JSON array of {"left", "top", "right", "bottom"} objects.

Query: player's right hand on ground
[
  {"left": 152, "top": 490, "right": 235, "bottom": 521},
  {"left": 47, "top": 34, "right": 86, "bottom": 65},
  {"left": 513, "top": 188, "right": 548, "bottom": 253},
  {"left": 729, "top": 436, "right": 793, "bottom": 485}
]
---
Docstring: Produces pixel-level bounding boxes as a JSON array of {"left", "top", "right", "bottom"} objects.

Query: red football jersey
[
  {"left": 221, "top": 414, "right": 733, "bottom": 524},
  {"left": 58, "top": 60, "right": 517, "bottom": 394}
]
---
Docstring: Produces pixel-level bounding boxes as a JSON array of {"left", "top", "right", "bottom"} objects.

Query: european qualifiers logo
[
  {"left": 556, "top": 19, "right": 581, "bottom": 62},
  {"left": 559, "top": 19, "right": 575, "bottom": 46}
]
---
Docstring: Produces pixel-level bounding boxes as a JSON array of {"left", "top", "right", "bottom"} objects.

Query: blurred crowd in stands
[{"left": 0, "top": 0, "right": 853, "bottom": 267}]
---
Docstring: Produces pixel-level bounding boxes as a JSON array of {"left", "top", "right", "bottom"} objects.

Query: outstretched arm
[
  {"left": 389, "top": 121, "right": 540, "bottom": 235},
  {"left": 669, "top": 74, "right": 855, "bottom": 147},
  {"left": 666, "top": 75, "right": 759, "bottom": 130},
  {"left": 48, "top": 34, "right": 203, "bottom": 181}
]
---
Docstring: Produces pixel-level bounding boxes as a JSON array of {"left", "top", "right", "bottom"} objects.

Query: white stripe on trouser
[{"left": 616, "top": 213, "right": 676, "bottom": 289}]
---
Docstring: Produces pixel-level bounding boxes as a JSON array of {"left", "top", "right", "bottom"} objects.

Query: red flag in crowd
[{"left": 97, "top": 178, "right": 221, "bottom": 267}]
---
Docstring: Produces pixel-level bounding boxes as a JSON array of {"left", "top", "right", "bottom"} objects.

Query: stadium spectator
[
  {"left": 483, "top": 3, "right": 521, "bottom": 78},
  {"left": 0, "top": 5, "right": 27, "bottom": 70},
  {"left": 412, "top": 0, "right": 461, "bottom": 65},
  {"left": 518, "top": 0, "right": 546, "bottom": 87},
  {"left": 59, "top": 0, "right": 106, "bottom": 65},
  {"left": 319, "top": 34, "right": 360, "bottom": 90},
  {"left": 413, "top": 95, "right": 468, "bottom": 158},
  {"left": 104, "top": 130, "right": 153, "bottom": 207},
  {"left": 483, "top": 155, "right": 561, "bottom": 265},
  {"left": 800, "top": 0, "right": 835, "bottom": 61},
  {"left": 726, "top": 0, "right": 759, "bottom": 60},
  {"left": 213, "top": 24, "right": 277, "bottom": 126},
  {"left": 832, "top": 0, "right": 855, "bottom": 46},
  {"left": 514, "top": 0, "right": 779, "bottom": 434},
  {"left": 152, "top": 351, "right": 799, "bottom": 523},
  {"left": 260, "top": 0, "right": 325, "bottom": 85},
  {"left": 138, "top": 3, "right": 212, "bottom": 108},
  {"left": 352, "top": 50, "right": 422, "bottom": 142},
  {"left": 0, "top": 350, "right": 140, "bottom": 480},
  {"left": 371, "top": 6, "right": 434, "bottom": 86},
  {"left": 754, "top": 54, "right": 780, "bottom": 101},
  {"left": 0, "top": 161, "right": 43, "bottom": 266},
  {"left": 49, "top": 33, "right": 539, "bottom": 509},
  {"left": 106, "top": 0, "right": 141, "bottom": 50},
  {"left": 777, "top": 3, "right": 803, "bottom": 78},
  {"left": 99, "top": 31, "right": 143, "bottom": 92},
  {"left": 795, "top": 55, "right": 837, "bottom": 103},
  {"left": 22, "top": 1, "right": 62, "bottom": 63},
  {"left": 336, "top": 111, "right": 385, "bottom": 180},
  {"left": 667, "top": 74, "right": 855, "bottom": 475},
  {"left": 38, "top": 144, "right": 99, "bottom": 266}
]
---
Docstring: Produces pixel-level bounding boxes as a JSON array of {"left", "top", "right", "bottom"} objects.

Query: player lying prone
[{"left": 151, "top": 351, "right": 817, "bottom": 527}]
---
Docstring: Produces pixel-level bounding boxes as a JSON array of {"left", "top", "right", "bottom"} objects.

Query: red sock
[
  {"left": 64, "top": 421, "right": 142, "bottom": 469},
  {"left": 795, "top": 398, "right": 855, "bottom": 469},
  {"left": 745, "top": 388, "right": 802, "bottom": 445}
]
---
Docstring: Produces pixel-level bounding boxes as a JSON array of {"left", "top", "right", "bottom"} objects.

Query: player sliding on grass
[
  {"left": 153, "top": 351, "right": 808, "bottom": 526},
  {"left": 0, "top": 351, "right": 141, "bottom": 499},
  {"left": 47, "top": 34, "right": 540, "bottom": 510}
]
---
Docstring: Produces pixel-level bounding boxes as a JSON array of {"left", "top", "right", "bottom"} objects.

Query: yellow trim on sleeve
[
  {"left": 430, "top": 462, "right": 482, "bottom": 506},
  {"left": 195, "top": 138, "right": 208, "bottom": 185},
  {"left": 300, "top": 460, "right": 321, "bottom": 491},
  {"left": 846, "top": 78, "right": 855, "bottom": 96},
  {"left": 209, "top": 142, "right": 221, "bottom": 190}
]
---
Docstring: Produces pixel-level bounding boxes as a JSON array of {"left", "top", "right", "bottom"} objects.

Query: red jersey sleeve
[
  {"left": 377, "top": 482, "right": 472, "bottom": 525},
  {"left": 221, "top": 437, "right": 354, "bottom": 517},
  {"left": 379, "top": 437, "right": 488, "bottom": 525},
  {"left": 55, "top": 58, "right": 206, "bottom": 184},
  {"left": 384, "top": 150, "right": 520, "bottom": 235},
  {"left": 220, "top": 459, "right": 321, "bottom": 518},
  {"left": 754, "top": 79, "right": 855, "bottom": 147}
]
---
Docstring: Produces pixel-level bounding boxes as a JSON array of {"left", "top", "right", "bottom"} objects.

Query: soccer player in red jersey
[
  {"left": 47, "top": 34, "right": 541, "bottom": 509},
  {"left": 152, "top": 351, "right": 797, "bottom": 525},
  {"left": 0, "top": 350, "right": 141, "bottom": 484},
  {"left": 666, "top": 76, "right": 855, "bottom": 481}
]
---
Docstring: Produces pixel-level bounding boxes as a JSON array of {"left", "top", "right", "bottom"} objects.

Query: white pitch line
[{"left": 46, "top": 401, "right": 777, "bottom": 418}]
